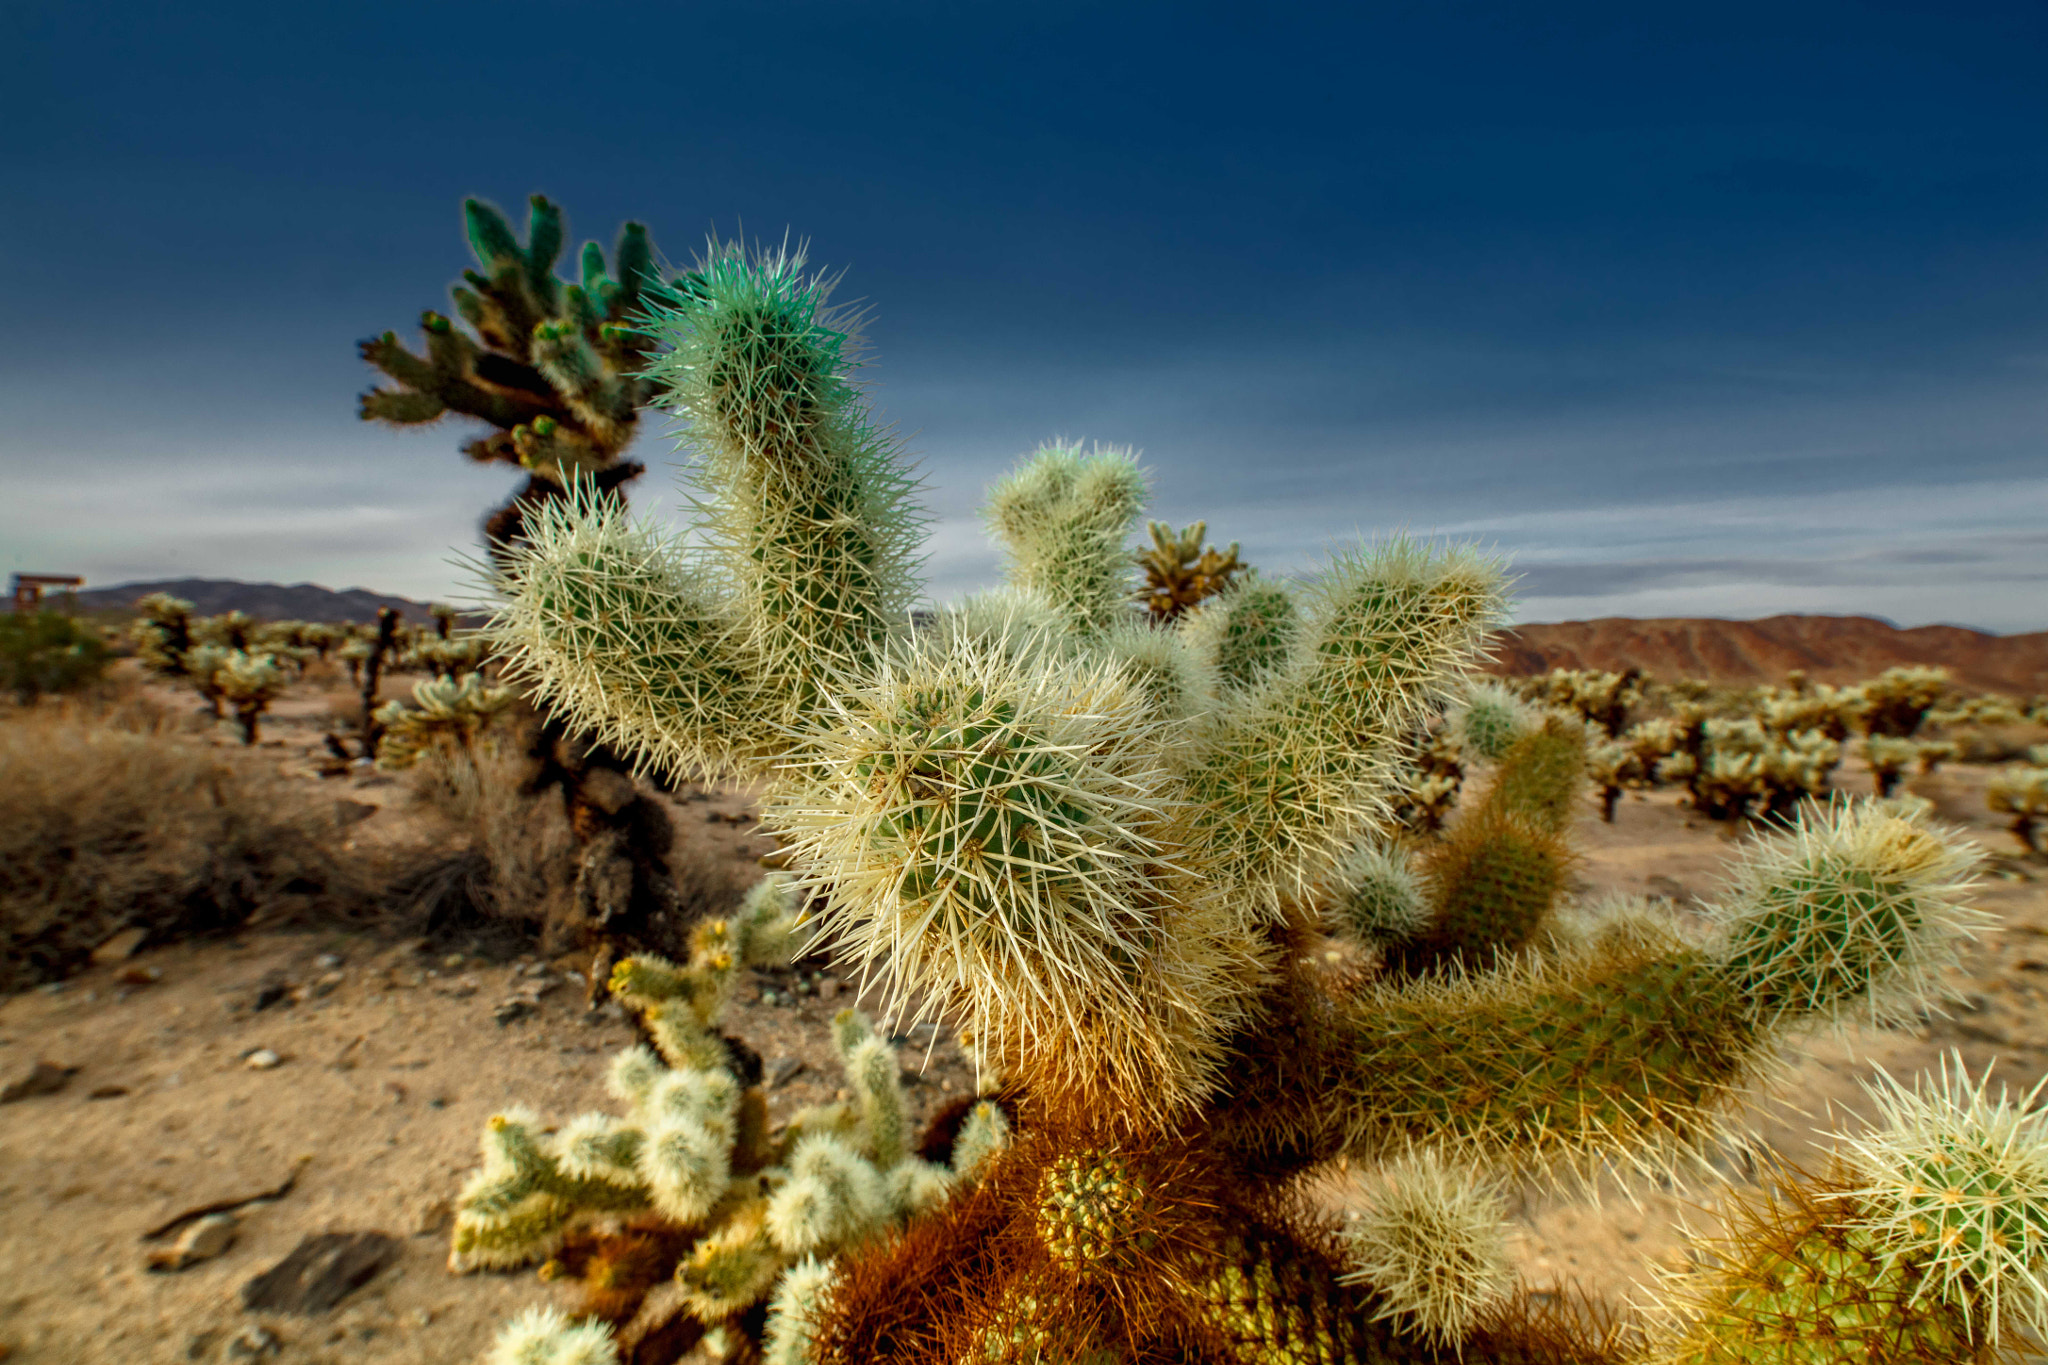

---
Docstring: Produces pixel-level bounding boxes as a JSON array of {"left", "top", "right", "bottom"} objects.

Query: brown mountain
[
  {"left": 1489, "top": 614, "right": 2048, "bottom": 697},
  {"left": 67, "top": 578, "right": 444, "bottom": 625}
]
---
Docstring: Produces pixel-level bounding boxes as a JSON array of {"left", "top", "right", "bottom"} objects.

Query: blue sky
[{"left": 4, "top": 1, "right": 2044, "bottom": 629}]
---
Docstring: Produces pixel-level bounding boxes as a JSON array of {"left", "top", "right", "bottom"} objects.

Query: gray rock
[
  {"left": 1, "top": 1059, "right": 77, "bottom": 1103},
  {"left": 240, "top": 1232, "right": 400, "bottom": 1314}
]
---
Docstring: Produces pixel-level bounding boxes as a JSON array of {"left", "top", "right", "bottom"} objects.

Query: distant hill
[
  {"left": 1489, "top": 614, "right": 2048, "bottom": 697},
  {"left": 68, "top": 578, "right": 448, "bottom": 625},
  {"left": 49, "top": 583, "right": 2048, "bottom": 696}
]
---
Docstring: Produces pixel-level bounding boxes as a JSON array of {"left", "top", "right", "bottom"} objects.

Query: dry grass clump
[
  {"left": 0, "top": 703, "right": 379, "bottom": 992},
  {"left": 396, "top": 727, "right": 748, "bottom": 958},
  {"left": 399, "top": 734, "right": 581, "bottom": 937}
]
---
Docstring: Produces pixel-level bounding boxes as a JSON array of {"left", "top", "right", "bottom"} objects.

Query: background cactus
[
  {"left": 360, "top": 194, "right": 696, "bottom": 965},
  {"left": 1988, "top": 756, "right": 2048, "bottom": 855},
  {"left": 481, "top": 243, "right": 2022, "bottom": 1363},
  {"left": 1134, "top": 518, "right": 1244, "bottom": 622},
  {"left": 372, "top": 673, "right": 516, "bottom": 770}
]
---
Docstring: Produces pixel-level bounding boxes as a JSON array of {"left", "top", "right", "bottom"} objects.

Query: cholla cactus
[
  {"left": 983, "top": 440, "right": 1148, "bottom": 635},
  {"left": 358, "top": 194, "right": 673, "bottom": 549},
  {"left": 1988, "top": 763, "right": 2048, "bottom": 855},
  {"left": 129, "top": 592, "right": 197, "bottom": 678},
  {"left": 1860, "top": 665, "right": 1953, "bottom": 739},
  {"left": 403, "top": 632, "right": 490, "bottom": 679},
  {"left": 211, "top": 650, "right": 289, "bottom": 744},
  {"left": 1515, "top": 666, "right": 1643, "bottom": 737},
  {"left": 457, "top": 878, "right": 997, "bottom": 1359},
  {"left": 1858, "top": 734, "right": 1921, "bottom": 799},
  {"left": 484, "top": 244, "right": 2017, "bottom": 1363},
  {"left": 1644, "top": 1057, "right": 2048, "bottom": 1361},
  {"left": 373, "top": 673, "right": 516, "bottom": 769},
  {"left": 1680, "top": 719, "right": 1840, "bottom": 822},
  {"left": 1134, "top": 519, "right": 1243, "bottom": 622}
]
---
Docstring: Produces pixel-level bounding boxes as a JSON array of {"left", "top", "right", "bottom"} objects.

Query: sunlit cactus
[
  {"left": 373, "top": 673, "right": 516, "bottom": 770},
  {"left": 481, "top": 243, "right": 2019, "bottom": 1363},
  {"left": 1988, "top": 761, "right": 2048, "bottom": 856},
  {"left": 983, "top": 440, "right": 1148, "bottom": 636},
  {"left": 456, "top": 878, "right": 999, "bottom": 1360},
  {"left": 1643, "top": 1057, "right": 2048, "bottom": 1362}
]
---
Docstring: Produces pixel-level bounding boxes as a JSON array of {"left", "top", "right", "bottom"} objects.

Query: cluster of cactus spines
[
  {"left": 1643, "top": 1057, "right": 2048, "bottom": 1363},
  {"left": 460, "top": 876, "right": 999, "bottom": 1361},
  {"left": 484, "top": 244, "right": 2020, "bottom": 1362},
  {"left": 982, "top": 440, "right": 1150, "bottom": 636},
  {"left": 1448, "top": 679, "right": 1542, "bottom": 762},
  {"left": 770, "top": 628, "right": 1266, "bottom": 1126},
  {"left": 489, "top": 246, "right": 925, "bottom": 780},
  {"left": 1134, "top": 518, "right": 1244, "bottom": 622},
  {"left": 359, "top": 195, "right": 665, "bottom": 520},
  {"left": 1324, "top": 841, "right": 1436, "bottom": 946},
  {"left": 1180, "top": 573, "right": 1302, "bottom": 693},
  {"left": 1339, "top": 1148, "right": 1517, "bottom": 1348},
  {"left": 373, "top": 673, "right": 516, "bottom": 770},
  {"left": 1706, "top": 798, "right": 1989, "bottom": 1035},
  {"left": 635, "top": 246, "right": 928, "bottom": 711},
  {"left": 489, "top": 1304, "right": 622, "bottom": 1365}
]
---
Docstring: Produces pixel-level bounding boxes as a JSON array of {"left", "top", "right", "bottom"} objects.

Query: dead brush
[
  {"left": 398, "top": 729, "right": 743, "bottom": 959},
  {"left": 0, "top": 704, "right": 384, "bottom": 992}
]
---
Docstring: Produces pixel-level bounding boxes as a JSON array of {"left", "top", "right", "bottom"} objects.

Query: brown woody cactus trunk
[{"left": 489, "top": 474, "right": 689, "bottom": 993}]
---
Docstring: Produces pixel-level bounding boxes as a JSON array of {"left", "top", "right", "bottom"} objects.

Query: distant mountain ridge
[
  {"left": 68, "top": 578, "right": 445, "bottom": 625},
  {"left": 55, "top": 583, "right": 2048, "bottom": 695},
  {"left": 1489, "top": 614, "right": 2048, "bottom": 697}
]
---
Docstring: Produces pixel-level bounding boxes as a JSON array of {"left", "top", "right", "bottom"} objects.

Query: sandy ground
[{"left": 2, "top": 688, "right": 2044, "bottom": 1362}]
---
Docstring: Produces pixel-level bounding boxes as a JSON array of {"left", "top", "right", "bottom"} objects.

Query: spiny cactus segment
[
  {"left": 1339, "top": 1148, "right": 1517, "bottom": 1348},
  {"left": 1644, "top": 1056, "right": 2048, "bottom": 1362},
  {"left": 983, "top": 440, "right": 1149, "bottom": 636},
  {"left": 459, "top": 877, "right": 1002, "bottom": 1360}
]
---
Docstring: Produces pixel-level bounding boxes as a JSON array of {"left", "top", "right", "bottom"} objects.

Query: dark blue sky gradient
[{"left": 5, "top": 2, "right": 2045, "bottom": 627}]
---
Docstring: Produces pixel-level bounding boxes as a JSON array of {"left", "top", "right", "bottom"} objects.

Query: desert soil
[{"left": 1, "top": 688, "right": 2043, "bottom": 1363}]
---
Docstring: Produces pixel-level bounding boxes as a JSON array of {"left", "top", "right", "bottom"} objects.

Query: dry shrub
[
  {"left": 0, "top": 706, "right": 378, "bottom": 992},
  {"left": 398, "top": 730, "right": 750, "bottom": 958},
  {"left": 401, "top": 736, "right": 580, "bottom": 936}
]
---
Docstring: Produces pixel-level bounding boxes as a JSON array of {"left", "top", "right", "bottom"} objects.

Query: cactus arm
[
  {"left": 1183, "top": 539, "right": 1511, "bottom": 925},
  {"left": 485, "top": 482, "right": 775, "bottom": 781},
  {"left": 1181, "top": 574, "right": 1301, "bottom": 693},
  {"left": 982, "top": 441, "right": 1149, "bottom": 635},
  {"left": 634, "top": 245, "right": 927, "bottom": 730}
]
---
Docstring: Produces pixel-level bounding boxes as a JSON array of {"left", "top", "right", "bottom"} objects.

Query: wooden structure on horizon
[{"left": 11, "top": 573, "right": 84, "bottom": 614}]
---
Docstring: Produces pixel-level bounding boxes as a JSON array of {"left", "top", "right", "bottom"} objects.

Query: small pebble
[
  {"left": 245, "top": 1049, "right": 283, "bottom": 1070},
  {"left": 314, "top": 953, "right": 343, "bottom": 970}
]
